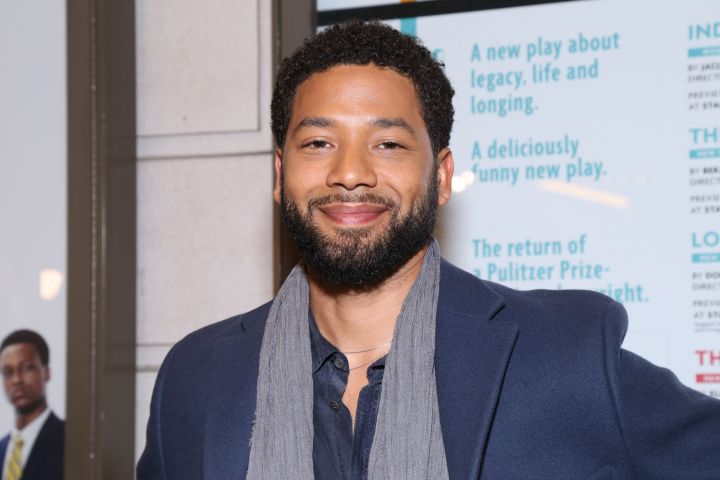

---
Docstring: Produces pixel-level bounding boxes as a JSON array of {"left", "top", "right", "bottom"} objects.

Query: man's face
[
  {"left": 274, "top": 65, "right": 453, "bottom": 288},
  {"left": 1, "top": 343, "right": 49, "bottom": 415}
]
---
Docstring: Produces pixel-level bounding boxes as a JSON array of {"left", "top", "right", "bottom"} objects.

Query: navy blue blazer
[
  {"left": 0, "top": 411, "right": 64, "bottom": 480},
  {"left": 138, "top": 260, "right": 720, "bottom": 479}
]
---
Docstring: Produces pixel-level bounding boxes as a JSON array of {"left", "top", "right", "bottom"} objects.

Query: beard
[
  {"left": 16, "top": 394, "right": 46, "bottom": 416},
  {"left": 280, "top": 175, "right": 439, "bottom": 290}
]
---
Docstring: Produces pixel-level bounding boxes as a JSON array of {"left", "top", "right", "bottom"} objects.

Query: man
[
  {"left": 138, "top": 21, "right": 720, "bottom": 479},
  {"left": 0, "top": 330, "right": 64, "bottom": 480}
]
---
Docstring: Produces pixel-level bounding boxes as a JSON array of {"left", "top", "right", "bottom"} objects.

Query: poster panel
[
  {"left": 0, "top": 0, "right": 68, "bottom": 460},
  {"left": 320, "top": 0, "right": 720, "bottom": 397}
]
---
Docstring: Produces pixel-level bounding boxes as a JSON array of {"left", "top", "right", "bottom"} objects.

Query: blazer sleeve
[
  {"left": 603, "top": 301, "right": 720, "bottom": 479},
  {"left": 136, "top": 347, "right": 173, "bottom": 480}
]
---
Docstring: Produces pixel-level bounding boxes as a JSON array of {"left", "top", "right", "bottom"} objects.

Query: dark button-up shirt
[{"left": 310, "top": 311, "right": 386, "bottom": 480}]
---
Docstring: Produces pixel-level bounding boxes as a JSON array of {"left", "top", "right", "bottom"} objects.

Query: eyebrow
[
  {"left": 291, "top": 116, "right": 417, "bottom": 138},
  {"left": 292, "top": 117, "right": 335, "bottom": 136},
  {"left": 371, "top": 117, "right": 417, "bottom": 137}
]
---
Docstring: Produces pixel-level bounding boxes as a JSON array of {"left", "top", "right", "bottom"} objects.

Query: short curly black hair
[
  {"left": 271, "top": 20, "right": 455, "bottom": 156},
  {"left": 1, "top": 329, "right": 50, "bottom": 366}
]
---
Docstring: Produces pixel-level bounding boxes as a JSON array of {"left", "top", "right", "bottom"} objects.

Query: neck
[
  {"left": 309, "top": 245, "right": 428, "bottom": 351},
  {"left": 15, "top": 400, "right": 47, "bottom": 431}
]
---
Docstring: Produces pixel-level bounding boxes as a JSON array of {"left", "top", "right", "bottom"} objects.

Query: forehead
[
  {"left": 0, "top": 343, "right": 41, "bottom": 365},
  {"left": 290, "top": 64, "right": 423, "bottom": 125}
]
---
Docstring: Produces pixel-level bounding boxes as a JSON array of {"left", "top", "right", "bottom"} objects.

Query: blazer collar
[{"left": 436, "top": 260, "right": 519, "bottom": 480}]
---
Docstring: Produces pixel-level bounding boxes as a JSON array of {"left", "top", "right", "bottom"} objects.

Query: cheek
[
  {"left": 30, "top": 375, "right": 44, "bottom": 391},
  {"left": 383, "top": 167, "right": 432, "bottom": 199},
  {"left": 284, "top": 168, "right": 327, "bottom": 200}
]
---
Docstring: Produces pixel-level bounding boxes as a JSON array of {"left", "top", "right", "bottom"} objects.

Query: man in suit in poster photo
[{"left": 0, "top": 330, "right": 64, "bottom": 480}]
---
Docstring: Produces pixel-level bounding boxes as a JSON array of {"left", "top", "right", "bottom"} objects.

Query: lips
[
  {"left": 10, "top": 389, "right": 26, "bottom": 403},
  {"left": 318, "top": 203, "right": 389, "bottom": 226}
]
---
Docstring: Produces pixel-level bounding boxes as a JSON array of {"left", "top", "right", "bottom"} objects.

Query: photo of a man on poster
[{"left": 0, "top": 330, "right": 64, "bottom": 480}]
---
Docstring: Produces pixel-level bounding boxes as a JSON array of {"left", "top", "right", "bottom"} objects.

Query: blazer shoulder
[
  {"left": 42, "top": 412, "right": 65, "bottom": 439},
  {"left": 152, "top": 300, "right": 273, "bottom": 413},
  {"left": 166, "top": 300, "right": 272, "bottom": 365},
  {"left": 45, "top": 411, "right": 64, "bottom": 426},
  {"left": 440, "top": 258, "right": 626, "bottom": 343},
  {"left": 499, "top": 282, "right": 626, "bottom": 339}
]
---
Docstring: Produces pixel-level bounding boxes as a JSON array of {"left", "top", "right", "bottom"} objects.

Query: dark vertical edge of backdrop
[
  {"left": 67, "top": 0, "right": 137, "bottom": 477},
  {"left": 275, "top": 0, "right": 316, "bottom": 289},
  {"left": 66, "top": 0, "right": 93, "bottom": 476}
]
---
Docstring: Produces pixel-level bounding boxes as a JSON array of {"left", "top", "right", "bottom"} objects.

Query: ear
[
  {"left": 273, "top": 148, "right": 283, "bottom": 205},
  {"left": 435, "top": 147, "right": 454, "bottom": 207},
  {"left": 44, "top": 365, "right": 51, "bottom": 382}
]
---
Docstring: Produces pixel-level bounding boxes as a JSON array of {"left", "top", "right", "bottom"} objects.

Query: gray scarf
[{"left": 247, "top": 239, "right": 449, "bottom": 479}]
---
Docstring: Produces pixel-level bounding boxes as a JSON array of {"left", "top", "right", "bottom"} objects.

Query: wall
[{"left": 134, "top": 0, "right": 275, "bottom": 461}]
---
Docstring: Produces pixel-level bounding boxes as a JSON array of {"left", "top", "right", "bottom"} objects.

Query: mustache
[{"left": 307, "top": 193, "right": 396, "bottom": 210}]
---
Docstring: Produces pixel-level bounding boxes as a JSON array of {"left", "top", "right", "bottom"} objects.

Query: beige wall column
[{"left": 134, "top": 0, "right": 274, "bottom": 461}]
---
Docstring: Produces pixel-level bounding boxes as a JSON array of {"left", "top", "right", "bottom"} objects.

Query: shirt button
[
  {"left": 329, "top": 400, "right": 340, "bottom": 412},
  {"left": 333, "top": 358, "right": 345, "bottom": 370}
]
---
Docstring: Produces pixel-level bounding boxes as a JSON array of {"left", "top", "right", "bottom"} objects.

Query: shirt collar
[
  {"left": 309, "top": 309, "right": 340, "bottom": 374},
  {"left": 308, "top": 309, "right": 387, "bottom": 377},
  {"left": 11, "top": 405, "right": 51, "bottom": 441}
]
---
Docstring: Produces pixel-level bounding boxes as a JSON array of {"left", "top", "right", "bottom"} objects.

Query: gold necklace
[
  {"left": 340, "top": 339, "right": 392, "bottom": 355},
  {"left": 348, "top": 349, "right": 390, "bottom": 371}
]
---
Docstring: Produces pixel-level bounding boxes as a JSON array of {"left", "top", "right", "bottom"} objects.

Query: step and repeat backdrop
[{"left": 318, "top": 0, "right": 720, "bottom": 397}]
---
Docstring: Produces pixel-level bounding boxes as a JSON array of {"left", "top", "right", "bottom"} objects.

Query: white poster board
[
  {"left": 0, "top": 2, "right": 68, "bottom": 429},
  {"left": 414, "top": 0, "right": 719, "bottom": 397}
]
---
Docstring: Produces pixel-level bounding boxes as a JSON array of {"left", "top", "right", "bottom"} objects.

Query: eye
[
  {"left": 22, "top": 364, "right": 38, "bottom": 373},
  {"left": 377, "top": 141, "right": 404, "bottom": 150},
  {"left": 302, "top": 139, "right": 332, "bottom": 150}
]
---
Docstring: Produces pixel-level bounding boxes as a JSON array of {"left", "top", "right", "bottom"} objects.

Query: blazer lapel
[
  {"left": 203, "top": 318, "right": 265, "bottom": 479},
  {"left": 436, "top": 261, "right": 518, "bottom": 480},
  {"left": 0, "top": 435, "right": 7, "bottom": 465},
  {"left": 0, "top": 435, "right": 7, "bottom": 476}
]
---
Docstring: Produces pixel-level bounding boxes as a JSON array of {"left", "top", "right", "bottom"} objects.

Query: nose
[{"left": 326, "top": 144, "right": 377, "bottom": 191}]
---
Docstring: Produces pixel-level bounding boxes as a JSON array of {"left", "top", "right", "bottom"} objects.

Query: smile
[{"left": 318, "top": 203, "right": 390, "bottom": 226}]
